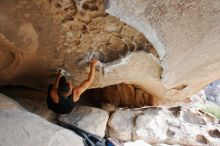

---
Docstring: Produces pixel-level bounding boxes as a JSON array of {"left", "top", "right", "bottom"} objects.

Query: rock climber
[
  {"left": 47, "top": 58, "right": 98, "bottom": 114},
  {"left": 47, "top": 59, "right": 110, "bottom": 146}
]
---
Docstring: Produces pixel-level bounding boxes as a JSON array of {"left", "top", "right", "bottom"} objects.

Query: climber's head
[{"left": 58, "top": 76, "right": 72, "bottom": 96}]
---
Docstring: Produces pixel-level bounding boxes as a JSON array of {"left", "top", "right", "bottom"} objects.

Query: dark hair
[{"left": 58, "top": 76, "right": 70, "bottom": 94}]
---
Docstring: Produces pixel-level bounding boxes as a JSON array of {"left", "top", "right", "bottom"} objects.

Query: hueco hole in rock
[{"left": 0, "top": 0, "right": 220, "bottom": 146}]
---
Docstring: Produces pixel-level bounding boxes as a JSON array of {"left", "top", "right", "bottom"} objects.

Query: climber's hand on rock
[
  {"left": 91, "top": 58, "right": 98, "bottom": 66},
  {"left": 57, "top": 70, "right": 62, "bottom": 78}
]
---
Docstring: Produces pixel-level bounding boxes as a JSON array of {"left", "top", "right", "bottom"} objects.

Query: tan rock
[
  {"left": 106, "top": 0, "right": 220, "bottom": 105},
  {"left": 133, "top": 108, "right": 169, "bottom": 143},
  {"left": 2, "top": 0, "right": 220, "bottom": 106},
  {"left": 107, "top": 109, "right": 141, "bottom": 141},
  {"left": 101, "top": 103, "right": 116, "bottom": 112}
]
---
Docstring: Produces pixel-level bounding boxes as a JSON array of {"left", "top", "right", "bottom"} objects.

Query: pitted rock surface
[
  {"left": 58, "top": 106, "right": 109, "bottom": 137},
  {"left": 107, "top": 106, "right": 220, "bottom": 145}
]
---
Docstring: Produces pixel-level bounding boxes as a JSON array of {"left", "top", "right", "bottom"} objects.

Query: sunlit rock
[
  {"left": 105, "top": 0, "right": 220, "bottom": 104},
  {"left": 1, "top": 0, "right": 220, "bottom": 106},
  {"left": 58, "top": 106, "right": 109, "bottom": 137}
]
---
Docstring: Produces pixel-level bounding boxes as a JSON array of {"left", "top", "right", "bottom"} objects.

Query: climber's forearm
[
  {"left": 88, "top": 63, "right": 96, "bottom": 82},
  {"left": 53, "top": 73, "right": 62, "bottom": 89},
  {"left": 72, "top": 59, "right": 98, "bottom": 102}
]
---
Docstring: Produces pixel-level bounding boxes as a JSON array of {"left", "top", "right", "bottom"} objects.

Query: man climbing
[
  {"left": 47, "top": 58, "right": 98, "bottom": 114},
  {"left": 46, "top": 58, "right": 112, "bottom": 146}
]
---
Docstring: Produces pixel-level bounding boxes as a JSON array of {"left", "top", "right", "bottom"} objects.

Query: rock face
[
  {"left": 107, "top": 106, "right": 220, "bottom": 145},
  {"left": 0, "top": 0, "right": 163, "bottom": 105},
  {"left": 0, "top": 93, "right": 84, "bottom": 146},
  {"left": 190, "top": 90, "right": 206, "bottom": 107},
  {"left": 58, "top": 106, "right": 109, "bottom": 137},
  {"left": 107, "top": 110, "right": 141, "bottom": 141},
  {"left": 1, "top": 0, "right": 220, "bottom": 106},
  {"left": 105, "top": 0, "right": 220, "bottom": 104}
]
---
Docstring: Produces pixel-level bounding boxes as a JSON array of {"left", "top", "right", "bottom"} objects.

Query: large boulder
[
  {"left": 105, "top": 0, "right": 220, "bottom": 104},
  {"left": 1, "top": 0, "right": 220, "bottom": 106},
  {"left": 107, "top": 106, "right": 220, "bottom": 145},
  {"left": 94, "top": 83, "right": 159, "bottom": 107},
  {"left": 58, "top": 106, "right": 109, "bottom": 137},
  {"left": 0, "top": 93, "right": 84, "bottom": 146},
  {"left": 190, "top": 90, "right": 206, "bottom": 107},
  {"left": 107, "top": 109, "right": 141, "bottom": 141}
]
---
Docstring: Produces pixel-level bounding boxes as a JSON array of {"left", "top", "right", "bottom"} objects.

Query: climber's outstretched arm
[
  {"left": 50, "top": 71, "right": 62, "bottom": 103},
  {"left": 72, "top": 59, "right": 98, "bottom": 102}
]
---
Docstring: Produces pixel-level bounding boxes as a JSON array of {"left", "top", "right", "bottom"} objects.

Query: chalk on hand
[
  {"left": 56, "top": 68, "right": 71, "bottom": 77},
  {"left": 76, "top": 51, "right": 105, "bottom": 67}
]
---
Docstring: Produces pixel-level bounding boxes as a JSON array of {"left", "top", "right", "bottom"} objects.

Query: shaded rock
[
  {"left": 0, "top": 94, "right": 84, "bottom": 146},
  {"left": 99, "top": 83, "right": 159, "bottom": 107},
  {"left": 0, "top": 86, "right": 58, "bottom": 124},
  {"left": 0, "top": 0, "right": 165, "bottom": 107},
  {"left": 1, "top": 0, "right": 220, "bottom": 108},
  {"left": 153, "top": 144, "right": 181, "bottom": 146},
  {"left": 58, "top": 106, "right": 109, "bottom": 137},
  {"left": 107, "top": 109, "right": 141, "bottom": 141},
  {"left": 196, "top": 135, "right": 208, "bottom": 144},
  {"left": 101, "top": 83, "right": 135, "bottom": 106},
  {"left": 168, "top": 106, "right": 181, "bottom": 117}
]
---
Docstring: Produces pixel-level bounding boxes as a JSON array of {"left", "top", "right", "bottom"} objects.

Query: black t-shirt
[{"left": 47, "top": 84, "right": 74, "bottom": 114}]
